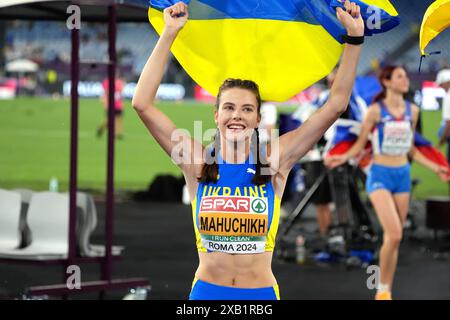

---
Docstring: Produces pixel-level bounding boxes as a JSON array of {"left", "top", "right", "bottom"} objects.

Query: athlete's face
[
  {"left": 215, "top": 88, "right": 260, "bottom": 143},
  {"left": 384, "top": 67, "right": 410, "bottom": 94}
]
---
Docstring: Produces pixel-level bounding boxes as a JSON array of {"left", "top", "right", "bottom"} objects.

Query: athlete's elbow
[
  {"left": 132, "top": 98, "right": 150, "bottom": 113},
  {"left": 327, "top": 95, "right": 349, "bottom": 115},
  {"left": 335, "top": 104, "right": 348, "bottom": 115}
]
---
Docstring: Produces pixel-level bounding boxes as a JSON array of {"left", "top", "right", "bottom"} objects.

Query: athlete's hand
[
  {"left": 336, "top": 0, "right": 364, "bottom": 37},
  {"left": 324, "top": 154, "right": 349, "bottom": 169},
  {"left": 163, "top": 2, "right": 188, "bottom": 35},
  {"left": 435, "top": 165, "right": 450, "bottom": 182}
]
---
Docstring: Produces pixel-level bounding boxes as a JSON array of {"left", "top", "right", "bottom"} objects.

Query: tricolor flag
[
  {"left": 324, "top": 108, "right": 450, "bottom": 171},
  {"left": 414, "top": 132, "right": 450, "bottom": 171},
  {"left": 312, "top": 84, "right": 367, "bottom": 154}
]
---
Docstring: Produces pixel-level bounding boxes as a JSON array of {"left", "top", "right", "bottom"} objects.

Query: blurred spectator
[
  {"left": 46, "top": 69, "right": 58, "bottom": 98},
  {"left": 97, "top": 74, "right": 125, "bottom": 139}
]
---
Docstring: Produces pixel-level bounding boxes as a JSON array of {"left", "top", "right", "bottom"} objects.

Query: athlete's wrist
[
  {"left": 433, "top": 165, "right": 440, "bottom": 174},
  {"left": 341, "top": 34, "right": 364, "bottom": 45},
  {"left": 345, "top": 27, "right": 364, "bottom": 37},
  {"left": 162, "top": 27, "right": 180, "bottom": 40}
]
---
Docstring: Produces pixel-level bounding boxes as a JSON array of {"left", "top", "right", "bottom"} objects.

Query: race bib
[
  {"left": 381, "top": 121, "right": 412, "bottom": 156},
  {"left": 198, "top": 196, "right": 269, "bottom": 254}
]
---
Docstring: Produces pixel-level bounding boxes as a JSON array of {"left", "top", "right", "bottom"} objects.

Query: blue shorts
[
  {"left": 366, "top": 163, "right": 411, "bottom": 194},
  {"left": 189, "top": 278, "right": 280, "bottom": 300}
]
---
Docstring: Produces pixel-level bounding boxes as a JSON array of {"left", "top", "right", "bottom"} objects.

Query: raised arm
[
  {"left": 132, "top": 2, "right": 202, "bottom": 170},
  {"left": 276, "top": 0, "right": 364, "bottom": 174}
]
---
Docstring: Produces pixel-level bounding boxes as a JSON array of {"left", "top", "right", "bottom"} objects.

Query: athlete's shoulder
[
  {"left": 408, "top": 101, "right": 420, "bottom": 123},
  {"left": 408, "top": 101, "right": 420, "bottom": 113},
  {"left": 366, "top": 103, "right": 381, "bottom": 121},
  {"left": 367, "top": 101, "right": 381, "bottom": 110}
]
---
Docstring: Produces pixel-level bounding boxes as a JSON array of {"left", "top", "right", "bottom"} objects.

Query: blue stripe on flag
[{"left": 149, "top": 0, "right": 399, "bottom": 42}]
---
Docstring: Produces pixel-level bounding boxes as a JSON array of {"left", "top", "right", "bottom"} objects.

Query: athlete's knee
[{"left": 383, "top": 230, "right": 403, "bottom": 247}]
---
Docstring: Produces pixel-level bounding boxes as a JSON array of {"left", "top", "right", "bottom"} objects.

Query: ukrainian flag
[
  {"left": 420, "top": 0, "right": 450, "bottom": 56},
  {"left": 148, "top": 0, "right": 399, "bottom": 101}
]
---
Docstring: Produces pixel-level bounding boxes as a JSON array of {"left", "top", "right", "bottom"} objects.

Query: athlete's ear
[{"left": 381, "top": 77, "right": 391, "bottom": 89}]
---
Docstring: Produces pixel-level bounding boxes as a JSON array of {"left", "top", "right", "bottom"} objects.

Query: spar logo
[
  {"left": 200, "top": 197, "right": 250, "bottom": 212},
  {"left": 251, "top": 198, "right": 266, "bottom": 213}
]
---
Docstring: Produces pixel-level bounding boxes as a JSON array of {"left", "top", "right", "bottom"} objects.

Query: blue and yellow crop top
[
  {"left": 371, "top": 100, "right": 413, "bottom": 156},
  {"left": 191, "top": 152, "right": 281, "bottom": 254}
]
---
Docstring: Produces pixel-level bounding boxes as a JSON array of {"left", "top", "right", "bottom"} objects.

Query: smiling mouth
[{"left": 226, "top": 124, "right": 246, "bottom": 131}]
